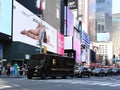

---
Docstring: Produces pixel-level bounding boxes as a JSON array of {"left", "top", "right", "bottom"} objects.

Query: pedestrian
[
  {"left": 14, "top": 62, "right": 18, "bottom": 76},
  {"left": 10, "top": 65, "right": 14, "bottom": 76},
  {"left": 6, "top": 63, "right": 11, "bottom": 76},
  {"left": 0, "top": 63, "right": 2, "bottom": 76}
]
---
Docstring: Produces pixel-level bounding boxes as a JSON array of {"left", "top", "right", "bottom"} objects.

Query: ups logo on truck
[{"left": 52, "top": 59, "right": 56, "bottom": 65}]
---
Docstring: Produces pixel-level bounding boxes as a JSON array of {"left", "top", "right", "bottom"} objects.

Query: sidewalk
[{"left": 0, "top": 75, "right": 26, "bottom": 78}]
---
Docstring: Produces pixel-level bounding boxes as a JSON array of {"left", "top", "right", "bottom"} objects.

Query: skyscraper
[
  {"left": 112, "top": 13, "right": 120, "bottom": 58},
  {"left": 96, "top": 0, "right": 112, "bottom": 41},
  {"left": 89, "top": 0, "right": 112, "bottom": 65},
  {"left": 89, "top": 0, "right": 112, "bottom": 42}
]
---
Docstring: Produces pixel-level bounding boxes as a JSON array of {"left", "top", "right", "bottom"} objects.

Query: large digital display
[
  {"left": 97, "top": 33, "right": 110, "bottom": 42},
  {"left": 16, "top": 0, "right": 42, "bottom": 16},
  {"left": 0, "top": 0, "right": 12, "bottom": 35},
  {"left": 73, "top": 37, "right": 81, "bottom": 63},
  {"left": 67, "top": 7, "right": 74, "bottom": 36},
  {"left": 13, "top": 1, "right": 57, "bottom": 53},
  {"left": 64, "top": 36, "right": 72, "bottom": 49},
  {"left": 57, "top": 32, "right": 64, "bottom": 55},
  {"left": 0, "top": 43, "right": 3, "bottom": 60},
  {"left": 68, "top": 0, "right": 78, "bottom": 10}
]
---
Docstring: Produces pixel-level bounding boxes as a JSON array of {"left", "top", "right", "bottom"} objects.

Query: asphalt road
[{"left": 1, "top": 76, "right": 120, "bottom": 90}]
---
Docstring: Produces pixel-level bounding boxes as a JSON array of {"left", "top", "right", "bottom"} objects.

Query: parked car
[
  {"left": 112, "top": 68, "right": 120, "bottom": 75},
  {"left": 74, "top": 65, "right": 90, "bottom": 78},
  {"left": 91, "top": 68, "right": 105, "bottom": 76},
  {"left": 103, "top": 68, "right": 109, "bottom": 76},
  {"left": 102, "top": 68, "right": 112, "bottom": 76}
]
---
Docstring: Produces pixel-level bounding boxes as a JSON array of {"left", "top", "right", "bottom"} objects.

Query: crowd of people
[{"left": 0, "top": 62, "right": 27, "bottom": 77}]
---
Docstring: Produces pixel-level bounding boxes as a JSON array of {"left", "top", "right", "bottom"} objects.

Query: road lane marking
[
  {"left": 44, "top": 79, "right": 120, "bottom": 87},
  {"left": 0, "top": 85, "right": 12, "bottom": 89}
]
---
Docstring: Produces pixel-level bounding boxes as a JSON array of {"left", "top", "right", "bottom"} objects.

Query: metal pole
[{"left": 39, "top": 15, "right": 43, "bottom": 54}]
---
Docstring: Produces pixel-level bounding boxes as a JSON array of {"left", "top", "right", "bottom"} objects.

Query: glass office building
[
  {"left": 112, "top": 13, "right": 120, "bottom": 58},
  {"left": 96, "top": 0, "right": 112, "bottom": 41},
  {"left": 89, "top": 0, "right": 112, "bottom": 42},
  {"left": 89, "top": 0, "right": 112, "bottom": 64}
]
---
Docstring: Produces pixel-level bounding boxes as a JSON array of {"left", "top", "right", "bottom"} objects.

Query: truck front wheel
[{"left": 41, "top": 73, "right": 46, "bottom": 79}]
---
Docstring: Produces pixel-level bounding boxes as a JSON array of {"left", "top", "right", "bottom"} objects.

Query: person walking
[
  {"left": 14, "top": 62, "right": 18, "bottom": 77},
  {"left": 0, "top": 63, "right": 2, "bottom": 76}
]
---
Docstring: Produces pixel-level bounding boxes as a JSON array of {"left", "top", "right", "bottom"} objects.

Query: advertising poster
[
  {"left": 57, "top": 32, "right": 64, "bottom": 55},
  {"left": 0, "top": 43, "right": 3, "bottom": 60},
  {"left": 97, "top": 33, "right": 110, "bottom": 42},
  {"left": 73, "top": 37, "right": 81, "bottom": 63},
  {"left": 16, "top": 0, "right": 45, "bottom": 15},
  {"left": 64, "top": 36, "right": 73, "bottom": 49},
  {"left": 68, "top": 0, "right": 78, "bottom": 10},
  {"left": 0, "top": 0, "right": 12, "bottom": 35},
  {"left": 0, "top": 2, "right": 1, "bottom": 16},
  {"left": 13, "top": 1, "right": 57, "bottom": 53},
  {"left": 67, "top": 7, "right": 74, "bottom": 36}
]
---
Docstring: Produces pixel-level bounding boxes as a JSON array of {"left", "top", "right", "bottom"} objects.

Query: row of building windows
[
  {"left": 96, "top": 0, "right": 105, "bottom": 3},
  {"left": 99, "top": 45, "right": 108, "bottom": 54}
]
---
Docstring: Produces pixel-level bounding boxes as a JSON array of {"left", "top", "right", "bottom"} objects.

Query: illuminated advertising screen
[
  {"left": 68, "top": 0, "right": 78, "bottom": 10},
  {"left": 0, "top": 43, "right": 3, "bottom": 60},
  {"left": 73, "top": 37, "right": 81, "bottom": 63},
  {"left": 64, "top": 6, "right": 67, "bottom": 35},
  {"left": 16, "top": 0, "right": 42, "bottom": 15},
  {"left": 0, "top": 0, "right": 12, "bottom": 35},
  {"left": 13, "top": 1, "right": 57, "bottom": 53},
  {"left": 97, "top": 33, "right": 110, "bottom": 42},
  {"left": 64, "top": 36, "right": 72, "bottom": 49},
  {"left": 16, "top": 0, "right": 61, "bottom": 32},
  {"left": 57, "top": 32, "right": 64, "bottom": 55},
  {"left": 67, "top": 7, "right": 74, "bottom": 36}
]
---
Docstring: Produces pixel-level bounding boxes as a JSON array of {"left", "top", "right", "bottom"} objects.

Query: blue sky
[{"left": 112, "top": 0, "right": 120, "bottom": 14}]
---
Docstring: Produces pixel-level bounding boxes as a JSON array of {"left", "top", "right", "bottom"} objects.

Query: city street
[{"left": 1, "top": 76, "right": 120, "bottom": 90}]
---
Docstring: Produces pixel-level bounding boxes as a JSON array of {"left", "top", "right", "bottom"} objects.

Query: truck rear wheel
[
  {"left": 62, "top": 76, "right": 66, "bottom": 79},
  {"left": 27, "top": 75, "right": 32, "bottom": 79}
]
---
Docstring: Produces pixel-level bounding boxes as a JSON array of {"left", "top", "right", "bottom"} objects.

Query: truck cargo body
[{"left": 27, "top": 54, "right": 75, "bottom": 79}]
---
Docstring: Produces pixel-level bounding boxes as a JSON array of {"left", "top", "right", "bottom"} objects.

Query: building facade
[
  {"left": 112, "top": 13, "right": 120, "bottom": 59},
  {"left": 0, "top": 0, "right": 65, "bottom": 66},
  {"left": 89, "top": 0, "right": 112, "bottom": 64},
  {"left": 89, "top": 0, "right": 112, "bottom": 42}
]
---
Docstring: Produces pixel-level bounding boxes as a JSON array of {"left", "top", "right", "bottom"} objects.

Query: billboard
[
  {"left": 16, "top": 0, "right": 42, "bottom": 15},
  {"left": 0, "top": 43, "right": 3, "bottom": 60},
  {"left": 64, "top": 36, "right": 72, "bottom": 49},
  {"left": 68, "top": 0, "right": 78, "bottom": 10},
  {"left": 64, "top": 6, "right": 74, "bottom": 36},
  {"left": 66, "top": 7, "right": 74, "bottom": 36},
  {"left": 0, "top": 0, "right": 12, "bottom": 35},
  {"left": 57, "top": 32, "right": 64, "bottom": 55},
  {"left": 97, "top": 33, "right": 110, "bottom": 42},
  {"left": 13, "top": 1, "right": 57, "bottom": 53},
  {"left": 73, "top": 37, "right": 81, "bottom": 63},
  {"left": 16, "top": 0, "right": 61, "bottom": 32},
  {"left": 64, "top": 6, "right": 67, "bottom": 35}
]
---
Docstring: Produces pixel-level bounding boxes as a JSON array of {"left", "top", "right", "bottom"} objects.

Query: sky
[{"left": 112, "top": 0, "right": 120, "bottom": 14}]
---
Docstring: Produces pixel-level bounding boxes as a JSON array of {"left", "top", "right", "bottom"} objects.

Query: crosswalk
[
  {"left": 43, "top": 78, "right": 120, "bottom": 87},
  {"left": 0, "top": 79, "right": 12, "bottom": 89},
  {"left": 1, "top": 76, "right": 120, "bottom": 88}
]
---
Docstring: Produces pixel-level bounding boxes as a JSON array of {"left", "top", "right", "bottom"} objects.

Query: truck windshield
[{"left": 28, "top": 59, "right": 45, "bottom": 67}]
